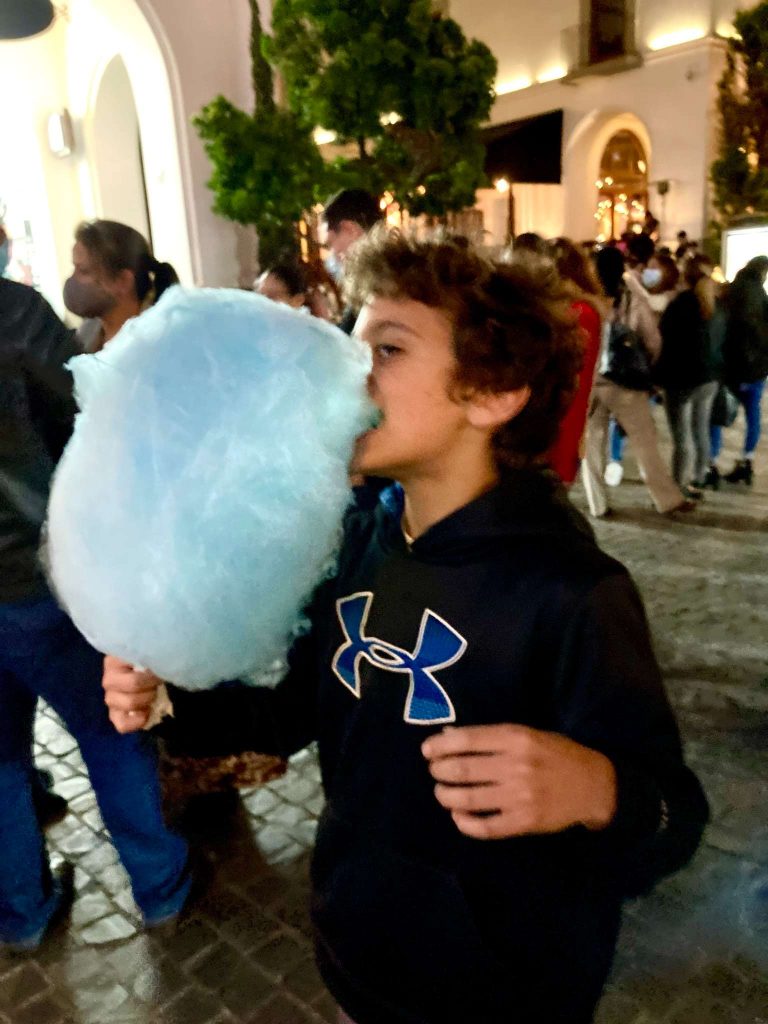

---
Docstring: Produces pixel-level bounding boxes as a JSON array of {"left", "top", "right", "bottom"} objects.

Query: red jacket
[{"left": 548, "top": 299, "right": 602, "bottom": 485}]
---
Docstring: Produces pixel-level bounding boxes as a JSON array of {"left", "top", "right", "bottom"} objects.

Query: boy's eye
[{"left": 374, "top": 344, "right": 402, "bottom": 361}]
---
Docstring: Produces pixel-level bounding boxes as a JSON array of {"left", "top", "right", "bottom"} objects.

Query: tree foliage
[
  {"left": 711, "top": 1, "right": 768, "bottom": 225},
  {"left": 265, "top": 0, "right": 497, "bottom": 216},
  {"left": 193, "top": 0, "right": 325, "bottom": 264}
]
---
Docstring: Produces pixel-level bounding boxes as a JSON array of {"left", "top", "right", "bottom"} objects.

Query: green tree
[
  {"left": 265, "top": 0, "right": 497, "bottom": 217},
  {"left": 711, "top": 1, "right": 768, "bottom": 231},
  {"left": 193, "top": 0, "right": 325, "bottom": 265}
]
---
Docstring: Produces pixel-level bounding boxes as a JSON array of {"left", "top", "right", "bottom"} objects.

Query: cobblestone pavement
[{"left": 2, "top": 410, "right": 767, "bottom": 1024}]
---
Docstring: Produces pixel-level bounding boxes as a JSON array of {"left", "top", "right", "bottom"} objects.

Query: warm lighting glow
[
  {"left": 495, "top": 76, "right": 532, "bottom": 95},
  {"left": 637, "top": 160, "right": 647, "bottom": 173},
  {"left": 416, "top": 185, "right": 426, "bottom": 195},
  {"left": 604, "top": 177, "right": 614, "bottom": 186},
  {"left": 494, "top": 177, "right": 511, "bottom": 194},
  {"left": 536, "top": 66, "right": 567, "bottom": 84},
  {"left": 647, "top": 27, "right": 706, "bottom": 51},
  {"left": 595, "top": 179, "right": 604, "bottom": 189},
  {"left": 716, "top": 22, "right": 740, "bottom": 40},
  {"left": 313, "top": 128, "right": 336, "bottom": 145},
  {"left": 380, "top": 111, "right": 402, "bottom": 126}
]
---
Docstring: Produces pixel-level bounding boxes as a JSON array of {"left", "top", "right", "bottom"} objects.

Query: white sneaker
[{"left": 604, "top": 461, "right": 624, "bottom": 487}]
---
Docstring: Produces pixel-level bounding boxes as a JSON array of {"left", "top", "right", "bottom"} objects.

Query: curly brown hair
[{"left": 345, "top": 229, "right": 584, "bottom": 470}]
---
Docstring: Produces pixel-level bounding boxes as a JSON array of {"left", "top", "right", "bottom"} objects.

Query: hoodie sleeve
[
  {"left": 551, "top": 571, "right": 709, "bottom": 896},
  {"left": 160, "top": 579, "right": 334, "bottom": 760}
]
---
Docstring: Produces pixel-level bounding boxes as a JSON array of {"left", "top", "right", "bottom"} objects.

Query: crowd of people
[{"left": 2, "top": 186, "right": 765, "bottom": 1022}]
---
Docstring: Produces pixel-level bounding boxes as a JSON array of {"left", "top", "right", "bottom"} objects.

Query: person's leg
[
  {"left": 609, "top": 418, "right": 626, "bottom": 461},
  {"left": 0, "top": 604, "right": 61, "bottom": 946},
  {"left": 691, "top": 381, "right": 718, "bottom": 484},
  {"left": 611, "top": 389, "right": 687, "bottom": 513},
  {"left": 664, "top": 389, "right": 694, "bottom": 487},
  {"left": 742, "top": 379, "right": 765, "bottom": 458},
  {"left": 25, "top": 596, "right": 191, "bottom": 923},
  {"left": 581, "top": 388, "right": 611, "bottom": 517}
]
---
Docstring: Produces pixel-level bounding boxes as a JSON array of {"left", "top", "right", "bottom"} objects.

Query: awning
[{"left": 482, "top": 109, "right": 563, "bottom": 185}]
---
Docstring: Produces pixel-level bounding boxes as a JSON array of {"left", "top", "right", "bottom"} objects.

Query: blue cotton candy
[{"left": 45, "top": 286, "right": 373, "bottom": 688}]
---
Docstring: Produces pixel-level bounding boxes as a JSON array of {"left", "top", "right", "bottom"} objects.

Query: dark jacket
[
  {"left": 0, "top": 280, "right": 78, "bottom": 602},
  {"left": 657, "top": 289, "right": 718, "bottom": 392},
  {"left": 723, "top": 276, "right": 768, "bottom": 385},
  {"left": 165, "top": 473, "right": 708, "bottom": 1024}
]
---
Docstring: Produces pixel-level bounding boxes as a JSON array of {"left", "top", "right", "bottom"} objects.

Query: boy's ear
[{"left": 465, "top": 386, "right": 530, "bottom": 430}]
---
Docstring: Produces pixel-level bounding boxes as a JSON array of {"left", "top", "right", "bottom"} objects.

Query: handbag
[
  {"left": 603, "top": 293, "right": 653, "bottom": 391},
  {"left": 710, "top": 383, "right": 739, "bottom": 428}
]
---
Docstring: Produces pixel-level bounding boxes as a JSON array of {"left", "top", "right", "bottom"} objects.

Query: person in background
[
  {"left": 581, "top": 246, "right": 694, "bottom": 518},
  {"left": 544, "top": 237, "right": 605, "bottom": 485},
  {"left": 255, "top": 260, "right": 339, "bottom": 321},
  {"left": 320, "top": 190, "right": 384, "bottom": 334},
  {"left": 656, "top": 257, "right": 719, "bottom": 496},
  {"left": 602, "top": 234, "right": 672, "bottom": 487},
  {"left": 675, "top": 231, "right": 690, "bottom": 261},
  {"left": 711, "top": 255, "right": 768, "bottom": 486},
  {"left": 0, "top": 276, "right": 191, "bottom": 952},
  {"left": 644, "top": 253, "right": 680, "bottom": 316},
  {"left": 512, "top": 232, "right": 548, "bottom": 258},
  {"left": 64, "top": 220, "right": 179, "bottom": 352}
]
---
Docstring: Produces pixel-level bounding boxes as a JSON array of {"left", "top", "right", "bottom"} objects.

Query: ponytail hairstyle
[{"left": 74, "top": 220, "right": 179, "bottom": 306}]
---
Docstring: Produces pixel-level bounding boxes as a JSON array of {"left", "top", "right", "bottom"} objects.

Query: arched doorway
[
  {"left": 595, "top": 129, "right": 648, "bottom": 241},
  {"left": 561, "top": 110, "right": 652, "bottom": 242},
  {"left": 91, "top": 55, "right": 151, "bottom": 242}
]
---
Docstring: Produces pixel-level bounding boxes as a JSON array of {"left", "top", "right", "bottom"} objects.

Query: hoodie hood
[{"left": 370, "top": 469, "right": 595, "bottom": 564}]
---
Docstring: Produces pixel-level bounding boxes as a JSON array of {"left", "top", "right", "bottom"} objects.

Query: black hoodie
[{"left": 166, "top": 471, "right": 708, "bottom": 1024}]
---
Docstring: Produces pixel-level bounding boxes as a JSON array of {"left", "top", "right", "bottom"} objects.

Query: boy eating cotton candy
[{"left": 103, "top": 232, "right": 708, "bottom": 1024}]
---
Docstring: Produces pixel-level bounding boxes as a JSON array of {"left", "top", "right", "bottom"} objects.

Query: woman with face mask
[{"left": 63, "top": 220, "right": 179, "bottom": 351}]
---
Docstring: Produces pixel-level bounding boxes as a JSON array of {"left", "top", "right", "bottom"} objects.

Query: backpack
[{"left": 603, "top": 291, "right": 653, "bottom": 391}]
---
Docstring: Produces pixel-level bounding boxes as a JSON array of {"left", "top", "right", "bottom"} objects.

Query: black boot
[
  {"left": 699, "top": 465, "right": 720, "bottom": 491},
  {"left": 724, "top": 459, "right": 753, "bottom": 485},
  {"left": 32, "top": 769, "right": 68, "bottom": 828}
]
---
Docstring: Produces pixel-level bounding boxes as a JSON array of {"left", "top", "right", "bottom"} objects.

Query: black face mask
[{"left": 63, "top": 276, "right": 117, "bottom": 319}]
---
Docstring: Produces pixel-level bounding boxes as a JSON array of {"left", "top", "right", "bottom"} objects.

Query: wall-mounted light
[
  {"left": 495, "top": 77, "right": 532, "bottom": 96},
  {"left": 47, "top": 109, "right": 74, "bottom": 157},
  {"left": 0, "top": 0, "right": 54, "bottom": 39},
  {"left": 647, "top": 27, "right": 706, "bottom": 52}
]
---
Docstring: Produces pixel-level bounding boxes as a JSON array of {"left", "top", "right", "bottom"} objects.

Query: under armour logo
[{"left": 332, "top": 592, "right": 466, "bottom": 724}]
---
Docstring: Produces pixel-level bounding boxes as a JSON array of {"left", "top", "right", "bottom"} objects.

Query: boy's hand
[
  {"left": 102, "top": 656, "right": 163, "bottom": 733},
  {"left": 421, "top": 724, "right": 617, "bottom": 840}
]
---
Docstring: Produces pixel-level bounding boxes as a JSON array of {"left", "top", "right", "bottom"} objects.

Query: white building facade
[
  {"left": 451, "top": 0, "right": 749, "bottom": 245},
  {"left": 0, "top": 0, "right": 752, "bottom": 308}
]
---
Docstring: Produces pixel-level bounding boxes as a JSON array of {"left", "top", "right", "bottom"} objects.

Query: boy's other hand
[
  {"left": 102, "top": 656, "right": 163, "bottom": 733},
  {"left": 421, "top": 724, "right": 617, "bottom": 840}
]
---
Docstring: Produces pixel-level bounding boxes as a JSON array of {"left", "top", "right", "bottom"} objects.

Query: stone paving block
[
  {"left": 310, "top": 990, "right": 339, "bottom": 1023},
  {"left": 152, "top": 917, "right": 221, "bottom": 966},
  {"left": 77, "top": 912, "right": 138, "bottom": 945},
  {"left": 0, "top": 960, "right": 50, "bottom": 1010},
  {"left": 250, "top": 931, "right": 312, "bottom": 982},
  {"left": 219, "top": 963, "right": 275, "bottom": 1019},
  {"left": 13, "top": 995, "right": 70, "bottom": 1024},
  {"left": 283, "top": 956, "right": 326, "bottom": 1003},
  {"left": 160, "top": 985, "right": 230, "bottom": 1024},
  {"left": 243, "top": 992, "right": 319, "bottom": 1024}
]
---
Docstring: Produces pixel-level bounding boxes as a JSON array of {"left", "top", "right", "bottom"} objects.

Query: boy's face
[{"left": 352, "top": 296, "right": 477, "bottom": 483}]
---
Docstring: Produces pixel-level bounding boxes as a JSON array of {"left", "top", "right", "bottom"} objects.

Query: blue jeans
[
  {"left": 0, "top": 594, "right": 190, "bottom": 945},
  {"left": 609, "top": 418, "right": 626, "bottom": 461},
  {"left": 710, "top": 378, "right": 766, "bottom": 460}
]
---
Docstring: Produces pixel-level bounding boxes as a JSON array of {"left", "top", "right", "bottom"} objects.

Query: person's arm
[
  {"left": 633, "top": 289, "right": 663, "bottom": 362},
  {"left": 548, "top": 573, "right": 709, "bottom": 891},
  {"left": 104, "top": 580, "right": 334, "bottom": 759},
  {"left": 422, "top": 573, "right": 708, "bottom": 895},
  {"left": 5, "top": 284, "right": 79, "bottom": 460}
]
